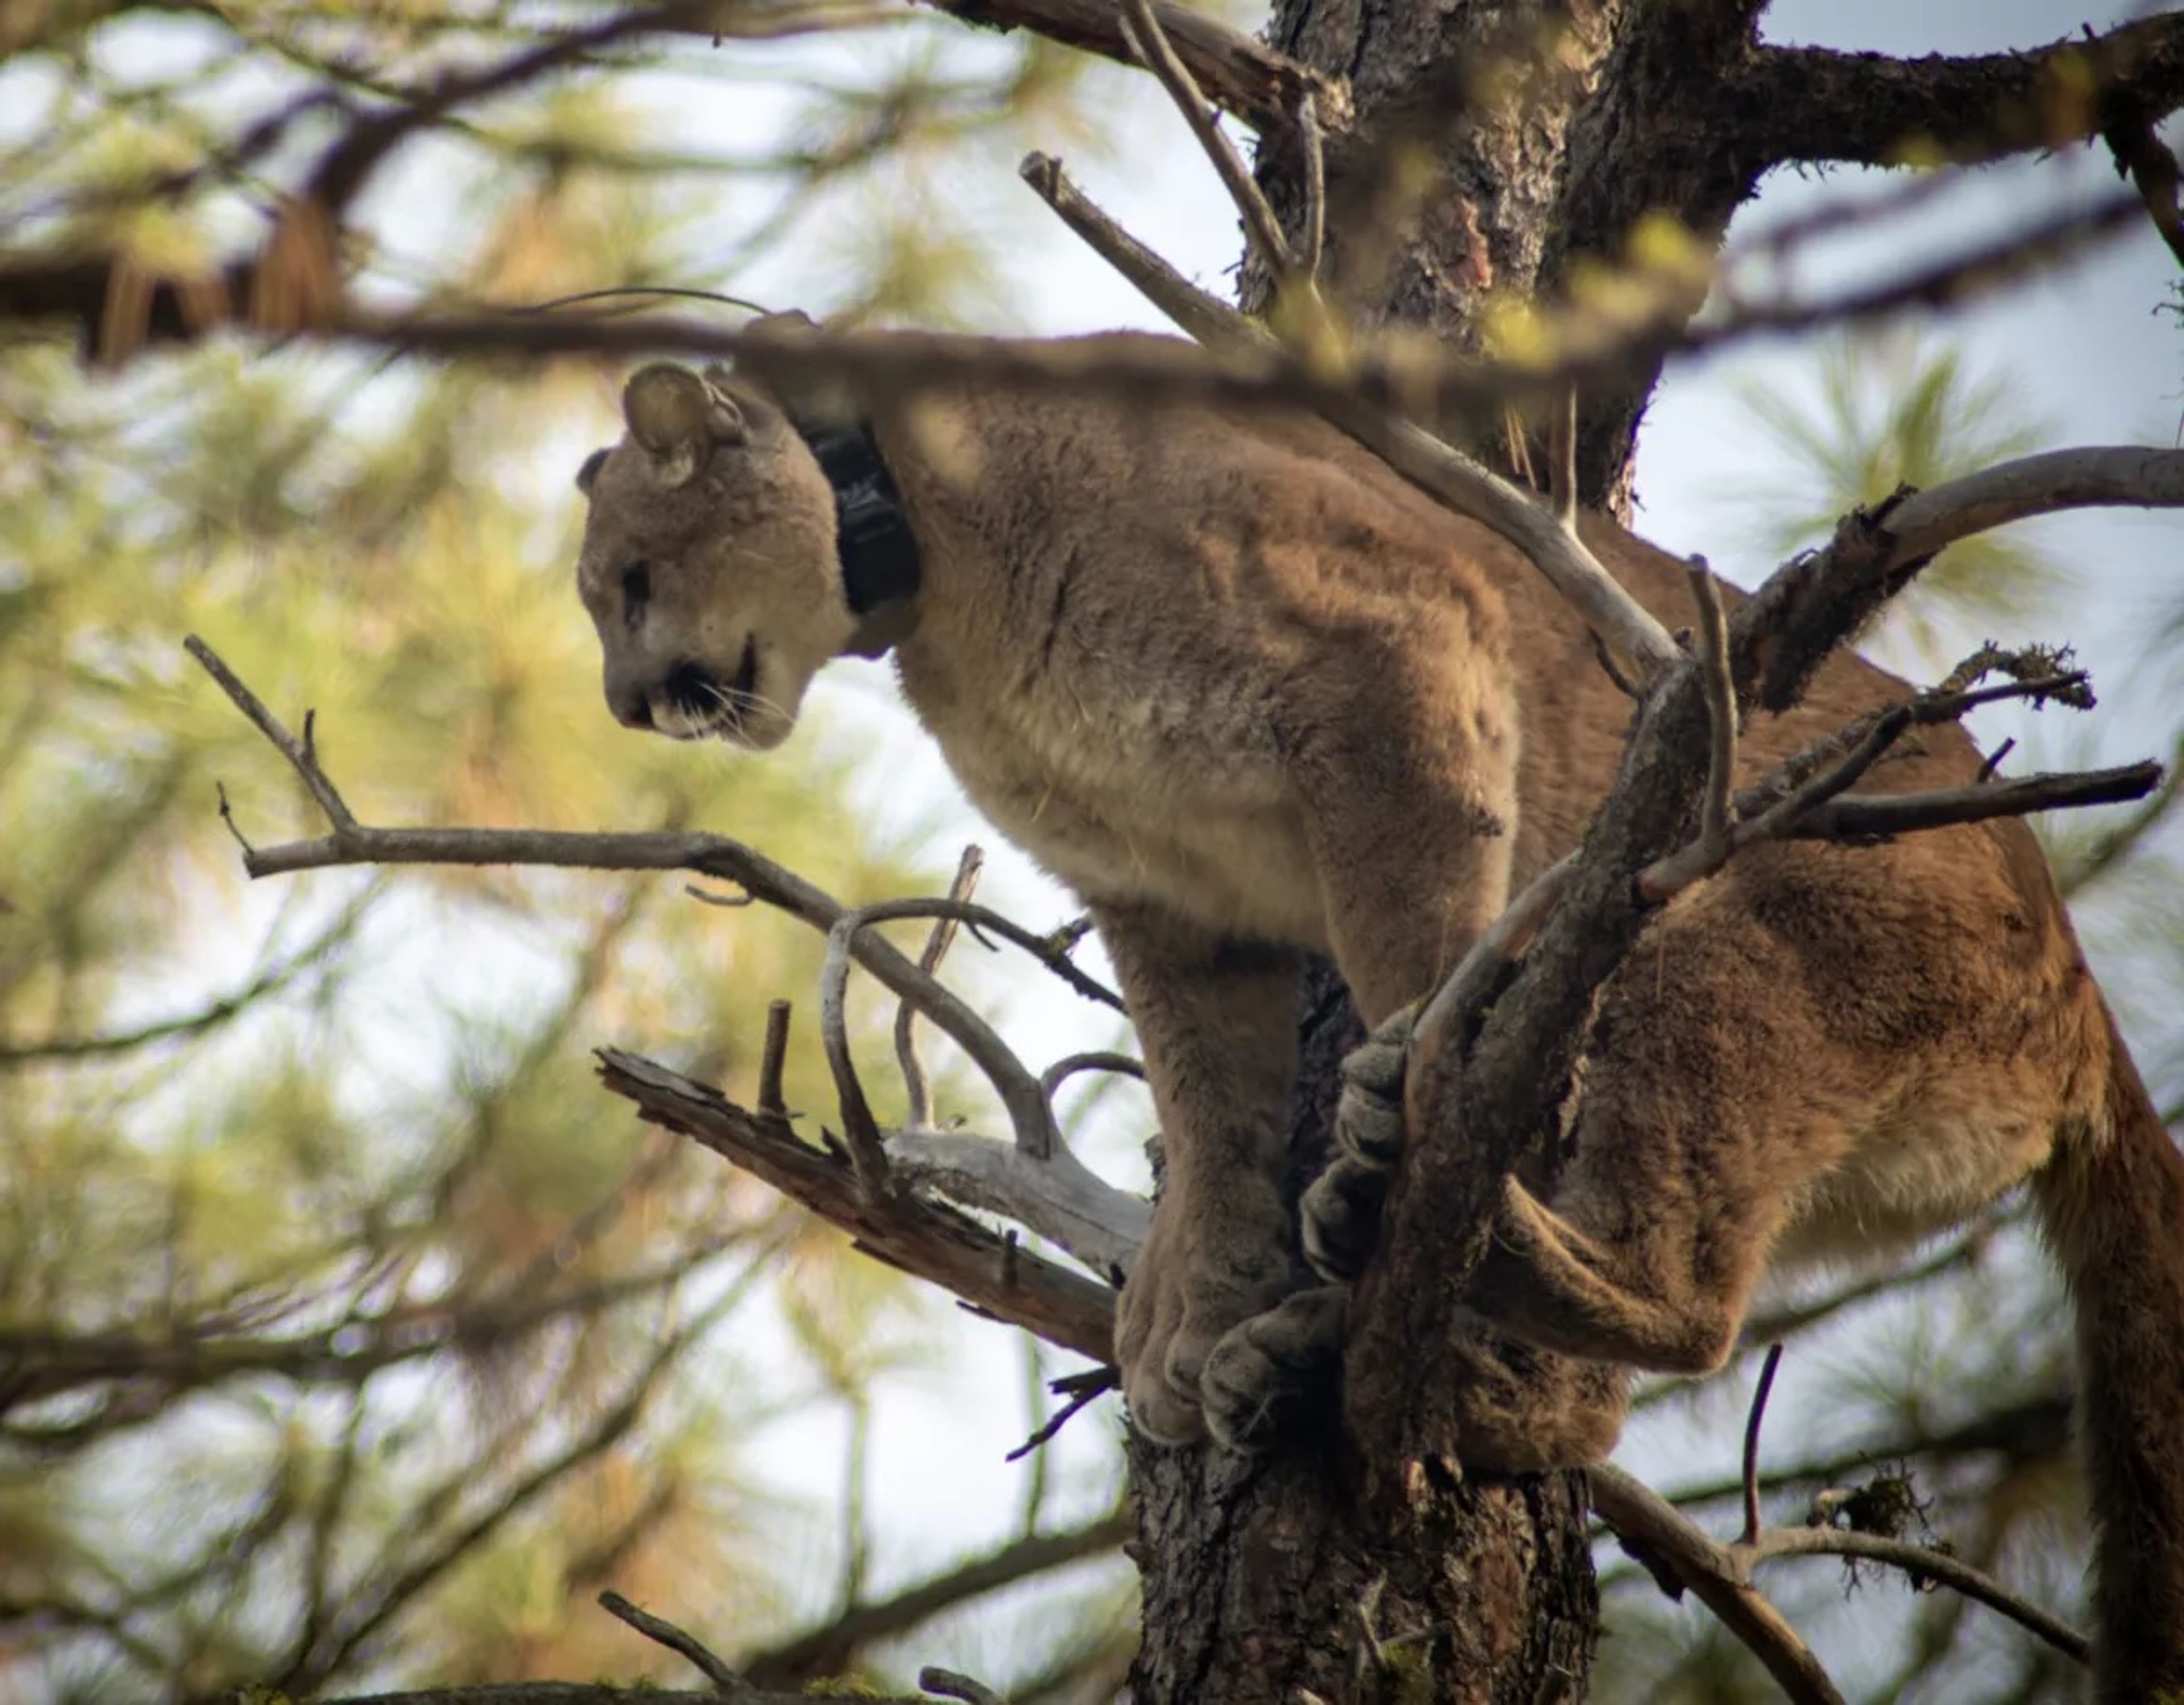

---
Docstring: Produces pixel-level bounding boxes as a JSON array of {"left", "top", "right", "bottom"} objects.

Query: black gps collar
[{"left": 794, "top": 420, "right": 922, "bottom": 618}]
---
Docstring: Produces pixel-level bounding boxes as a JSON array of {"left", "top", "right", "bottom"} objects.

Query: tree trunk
[
  {"left": 1130, "top": 3, "right": 1783, "bottom": 1698},
  {"left": 1128, "top": 965, "right": 1596, "bottom": 1703}
]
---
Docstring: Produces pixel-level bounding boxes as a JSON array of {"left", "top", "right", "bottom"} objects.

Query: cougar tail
[{"left": 2033, "top": 1012, "right": 2184, "bottom": 1703}]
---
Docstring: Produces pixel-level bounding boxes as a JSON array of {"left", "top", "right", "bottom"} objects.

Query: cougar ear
[
  {"left": 574, "top": 447, "right": 609, "bottom": 496},
  {"left": 623, "top": 363, "right": 743, "bottom": 487}
]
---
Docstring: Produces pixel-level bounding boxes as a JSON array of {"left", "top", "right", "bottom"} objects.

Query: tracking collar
[{"left": 793, "top": 417, "right": 923, "bottom": 630}]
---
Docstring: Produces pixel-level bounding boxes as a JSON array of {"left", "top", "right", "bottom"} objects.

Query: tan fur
[{"left": 572, "top": 333, "right": 2184, "bottom": 1700}]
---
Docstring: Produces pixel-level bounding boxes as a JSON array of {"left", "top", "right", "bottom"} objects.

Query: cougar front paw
[
  {"left": 1335, "top": 1005, "right": 1414, "bottom": 1168},
  {"left": 1198, "top": 1284, "right": 1349, "bottom": 1450},
  {"left": 1441, "top": 1309, "right": 1630, "bottom": 1472},
  {"left": 1301, "top": 1154, "right": 1388, "bottom": 1282},
  {"left": 1117, "top": 1182, "right": 1297, "bottom": 1446},
  {"left": 1301, "top": 1007, "right": 1416, "bottom": 1283}
]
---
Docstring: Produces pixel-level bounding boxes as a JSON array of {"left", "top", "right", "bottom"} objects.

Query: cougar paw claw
[
  {"left": 1335, "top": 1006, "right": 1416, "bottom": 1168},
  {"left": 1301, "top": 1153, "right": 1388, "bottom": 1282},
  {"left": 1200, "top": 1284, "right": 1350, "bottom": 1452},
  {"left": 1116, "top": 1181, "right": 1296, "bottom": 1446}
]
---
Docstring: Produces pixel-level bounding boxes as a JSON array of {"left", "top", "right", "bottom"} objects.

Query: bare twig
[
  {"left": 1411, "top": 854, "right": 1576, "bottom": 1056},
  {"left": 1777, "top": 762, "right": 2159, "bottom": 842},
  {"left": 1741, "top": 1343, "right": 1785, "bottom": 1546},
  {"left": 1750, "top": 1522, "right": 2088, "bottom": 1664},
  {"left": 1116, "top": 0, "right": 1293, "bottom": 284},
  {"left": 599, "top": 1591, "right": 749, "bottom": 1696},
  {"left": 1332, "top": 409, "right": 1685, "bottom": 679},
  {"left": 823, "top": 899, "right": 1064, "bottom": 1159},
  {"left": 184, "top": 635, "right": 357, "bottom": 830},
  {"left": 919, "top": 1668, "right": 1008, "bottom": 1705},
  {"left": 1011, "top": 156, "right": 1684, "bottom": 681},
  {"left": 1006, "top": 1366, "right": 1118, "bottom": 1462},
  {"left": 819, "top": 908, "right": 896, "bottom": 1199},
  {"left": 758, "top": 999, "right": 792, "bottom": 1116},
  {"left": 1548, "top": 384, "right": 1578, "bottom": 533},
  {"left": 1037, "top": 1051, "right": 1145, "bottom": 1102},
  {"left": 599, "top": 1050, "right": 1120, "bottom": 1359},
  {"left": 1639, "top": 656, "right": 2151, "bottom": 900},
  {"left": 897, "top": 847, "right": 985, "bottom": 1128},
  {"left": 1018, "top": 154, "right": 1267, "bottom": 352},
  {"left": 1687, "top": 560, "right": 1735, "bottom": 858},
  {"left": 1296, "top": 89, "right": 1328, "bottom": 284},
  {"left": 1592, "top": 1452, "right": 2092, "bottom": 1677}
]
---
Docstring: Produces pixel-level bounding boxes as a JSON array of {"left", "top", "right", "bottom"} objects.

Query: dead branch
[
  {"left": 1589, "top": 1466, "right": 1846, "bottom": 1705},
  {"left": 1740, "top": 1343, "right": 1784, "bottom": 1547},
  {"left": 1639, "top": 652, "right": 2158, "bottom": 900},
  {"left": 1687, "top": 561, "right": 1736, "bottom": 862},
  {"left": 1777, "top": 763, "right": 2160, "bottom": 842},
  {"left": 1733, "top": 11, "right": 2184, "bottom": 173},
  {"left": 2105, "top": 106, "right": 2184, "bottom": 271},
  {"left": 1016, "top": 152, "right": 1267, "bottom": 353},
  {"left": 1590, "top": 1463, "right": 2090, "bottom": 1671},
  {"left": 822, "top": 897, "right": 1068, "bottom": 1158},
  {"left": 758, "top": 998, "right": 792, "bottom": 1115},
  {"left": 1117, "top": 0, "right": 1291, "bottom": 288},
  {"left": 1039, "top": 1050, "right": 1144, "bottom": 1100},
  {"left": 598, "top": 1590, "right": 749, "bottom": 1695},
  {"left": 185, "top": 638, "right": 1148, "bottom": 1273},
  {"left": 1013, "top": 155, "right": 1686, "bottom": 682},
  {"left": 898, "top": 846, "right": 985, "bottom": 1128},
  {"left": 1008, "top": 1366, "right": 1117, "bottom": 1461},
  {"left": 894, "top": 0, "right": 1340, "bottom": 133},
  {"left": 599, "top": 1049, "right": 1116, "bottom": 1361},
  {"left": 820, "top": 901, "right": 897, "bottom": 1198}
]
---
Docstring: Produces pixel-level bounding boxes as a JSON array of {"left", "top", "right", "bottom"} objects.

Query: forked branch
[{"left": 183, "top": 638, "right": 1147, "bottom": 1281}]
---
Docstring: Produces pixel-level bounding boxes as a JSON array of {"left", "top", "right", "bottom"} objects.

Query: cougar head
[{"left": 572, "top": 361, "right": 851, "bottom": 750}]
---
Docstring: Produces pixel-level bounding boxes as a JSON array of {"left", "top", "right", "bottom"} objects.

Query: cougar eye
[{"left": 621, "top": 562, "right": 652, "bottom": 630}]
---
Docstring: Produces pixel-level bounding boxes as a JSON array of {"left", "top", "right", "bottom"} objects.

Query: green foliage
[
  {"left": 1728, "top": 328, "right": 2061, "bottom": 660},
  {"left": 0, "top": 8, "right": 1144, "bottom": 1699}
]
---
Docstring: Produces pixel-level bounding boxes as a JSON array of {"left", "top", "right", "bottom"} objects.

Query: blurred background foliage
[
  {"left": 0, "top": 5, "right": 1142, "bottom": 1700},
  {"left": 0, "top": 1, "right": 2178, "bottom": 1703}
]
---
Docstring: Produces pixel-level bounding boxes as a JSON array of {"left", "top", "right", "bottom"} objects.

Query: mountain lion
[{"left": 569, "top": 332, "right": 2183, "bottom": 1700}]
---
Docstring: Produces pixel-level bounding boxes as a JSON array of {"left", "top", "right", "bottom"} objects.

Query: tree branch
[
  {"left": 301, "top": 1685, "right": 933, "bottom": 1704},
  {"left": 1732, "top": 14, "right": 2184, "bottom": 172},
  {"left": 896, "top": 0, "right": 1343, "bottom": 133},
  {"left": 597, "top": 1051, "right": 1118, "bottom": 1361},
  {"left": 740, "top": 1506, "right": 1130, "bottom": 1687},
  {"left": 1590, "top": 1466, "right": 1847, "bottom": 1705},
  {"left": 1592, "top": 1460, "right": 2089, "bottom": 1670},
  {"left": 1014, "top": 154, "right": 1685, "bottom": 681}
]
